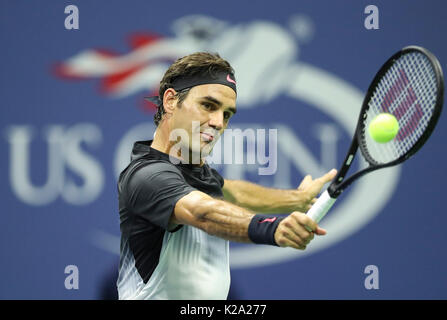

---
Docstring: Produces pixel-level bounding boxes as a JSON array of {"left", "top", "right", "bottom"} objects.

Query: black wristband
[{"left": 248, "top": 214, "right": 285, "bottom": 246}]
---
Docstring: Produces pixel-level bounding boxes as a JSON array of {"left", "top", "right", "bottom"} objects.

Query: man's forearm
[
  {"left": 196, "top": 198, "right": 255, "bottom": 242},
  {"left": 173, "top": 190, "right": 321, "bottom": 250},
  {"left": 183, "top": 197, "right": 288, "bottom": 247},
  {"left": 174, "top": 191, "right": 255, "bottom": 243},
  {"left": 222, "top": 180, "right": 308, "bottom": 213}
]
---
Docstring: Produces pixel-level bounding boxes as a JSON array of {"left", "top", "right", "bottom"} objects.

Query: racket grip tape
[{"left": 306, "top": 190, "right": 337, "bottom": 224}]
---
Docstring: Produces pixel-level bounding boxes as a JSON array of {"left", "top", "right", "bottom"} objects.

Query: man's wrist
[
  {"left": 289, "top": 189, "right": 311, "bottom": 212},
  {"left": 248, "top": 214, "right": 285, "bottom": 246}
]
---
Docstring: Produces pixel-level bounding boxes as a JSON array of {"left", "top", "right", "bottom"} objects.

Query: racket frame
[{"left": 327, "top": 46, "right": 444, "bottom": 199}]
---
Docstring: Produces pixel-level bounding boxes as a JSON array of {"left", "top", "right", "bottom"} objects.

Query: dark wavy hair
[{"left": 154, "top": 52, "right": 235, "bottom": 126}]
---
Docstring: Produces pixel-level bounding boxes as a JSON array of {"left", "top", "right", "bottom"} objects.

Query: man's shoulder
[
  {"left": 129, "top": 157, "right": 182, "bottom": 178},
  {"left": 135, "top": 159, "right": 182, "bottom": 176},
  {"left": 119, "top": 157, "right": 183, "bottom": 190}
]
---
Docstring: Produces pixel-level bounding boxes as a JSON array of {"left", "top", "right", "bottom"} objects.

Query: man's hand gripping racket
[{"left": 307, "top": 46, "right": 444, "bottom": 224}]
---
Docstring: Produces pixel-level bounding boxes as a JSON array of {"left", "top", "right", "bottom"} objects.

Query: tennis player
[{"left": 116, "top": 52, "right": 337, "bottom": 300}]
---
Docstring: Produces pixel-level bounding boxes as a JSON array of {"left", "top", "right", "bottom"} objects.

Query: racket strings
[{"left": 361, "top": 52, "right": 438, "bottom": 164}]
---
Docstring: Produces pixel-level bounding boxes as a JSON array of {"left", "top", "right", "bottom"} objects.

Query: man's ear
[{"left": 162, "top": 88, "right": 177, "bottom": 115}]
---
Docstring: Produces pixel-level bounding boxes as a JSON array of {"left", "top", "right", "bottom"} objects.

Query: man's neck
[{"left": 151, "top": 124, "right": 205, "bottom": 166}]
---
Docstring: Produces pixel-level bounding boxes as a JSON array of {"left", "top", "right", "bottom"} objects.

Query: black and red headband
[{"left": 145, "top": 71, "right": 237, "bottom": 104}]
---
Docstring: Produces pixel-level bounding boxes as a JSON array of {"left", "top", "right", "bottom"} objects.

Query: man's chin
[
  {"left": 201, "top": 139, "right": 218, "bottom": 155},
  {"left": 188, "top": 142, "right": 214, "bottom": 160},
  {"left": 194, "top": 145, "right": 212, "bottom": 157}
]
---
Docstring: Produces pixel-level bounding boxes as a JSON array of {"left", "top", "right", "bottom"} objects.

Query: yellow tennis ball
[{"left": 368, "top": 113, "right": 399, "bottom": 143}]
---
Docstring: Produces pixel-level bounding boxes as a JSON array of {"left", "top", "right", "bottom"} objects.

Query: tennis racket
[{"left": 307, "top": 45, "right": 444, "bottom": 224}]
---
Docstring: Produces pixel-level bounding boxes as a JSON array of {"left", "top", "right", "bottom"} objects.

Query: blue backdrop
[{"left": 1, "top": 0, "right": 446, "bottom": 299}]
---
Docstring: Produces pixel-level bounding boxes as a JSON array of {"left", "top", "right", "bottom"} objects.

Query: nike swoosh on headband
[{"left": 226, "top": 74, "right": 236, "bottom": 85}]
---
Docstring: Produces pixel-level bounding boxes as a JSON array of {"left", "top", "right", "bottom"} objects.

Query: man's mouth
[{"left": 200, "top": 132, "right": 214, "bottom": 142}]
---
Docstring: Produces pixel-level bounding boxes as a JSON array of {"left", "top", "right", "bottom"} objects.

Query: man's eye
[
  {"left": 224, "top": 112, "right": 232, "bottom": 120},
  {"left": 202, "top": 103, "right": 213, "bottom": 109}
]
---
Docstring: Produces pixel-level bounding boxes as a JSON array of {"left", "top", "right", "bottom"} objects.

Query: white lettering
[
  {"left": 64, "top": 5, "right": 79, "bottom": 30},
  {"left": 364, "top": 264, "right": 380, "bottom": 289},
  {"left": 364, "top": 5, "right": 379, "bottom": 30},
  {"left": 64, "top": 265, "right": 79, "bottom": 290}
]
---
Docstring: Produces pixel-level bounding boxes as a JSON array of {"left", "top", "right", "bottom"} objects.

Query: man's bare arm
[
  {"left": 222, "top": 180, "right": 304, "bottom": 214},
  {"left": 171, "top": 190, "right": 326, "bottom": 249},
  {"left": 222, "top": 169, "right": 337, "bottom": 213}
]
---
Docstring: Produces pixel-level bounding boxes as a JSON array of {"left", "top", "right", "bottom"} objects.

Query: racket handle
[{"left": 306, "top": 190, "right": 337, "bottom": 224}]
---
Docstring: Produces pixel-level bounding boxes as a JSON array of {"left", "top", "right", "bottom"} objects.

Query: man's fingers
[
  {"left": 298, "top": 175, "right": 313, "bottom": 190},
  {"left": 284, "top": 230, "right": 308, "bottom": 248},
  {"left": 281, "top": 216, "right": 310, "bottom": 241},
  {"left": 275, "top": 227, "right": 306, "bottom": 249},
  {"left": 317, "top": 168, "right": 337, "bottom": 185},
  {"left": 291, "top": 211, "right": 318, "bottom": 232},
  {"left": 276, "top": 214, "right": 319, "bottom": 249},
  {"left": 291, "top": 211, "right": 327, "bottom": 236},
  {"left": 276, "top": 212, "right": 327, "bottom": 251},
  {"left": 314, "top": 226, "right": 327, "bottom": 236},
  {"left": 302, "top": 169, "right": 337, "bottom": 202}
]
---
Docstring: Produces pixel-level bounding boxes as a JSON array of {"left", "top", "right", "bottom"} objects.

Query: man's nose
[{"left": 208, "top": 111, "right": 224, "bottom": 131}]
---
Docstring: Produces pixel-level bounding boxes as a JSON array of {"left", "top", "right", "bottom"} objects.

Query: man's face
[{"left": 169, "top": 84, "right": 237, "bottom": 160}]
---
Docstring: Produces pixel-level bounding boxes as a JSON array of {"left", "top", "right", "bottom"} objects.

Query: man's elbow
[{"left": 173, "top": 191, "right": 221, "bottom": 228}]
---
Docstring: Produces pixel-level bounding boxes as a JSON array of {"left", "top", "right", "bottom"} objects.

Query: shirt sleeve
[{"left": 124, "top": 162, "right": 197, "bottom": 230}]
